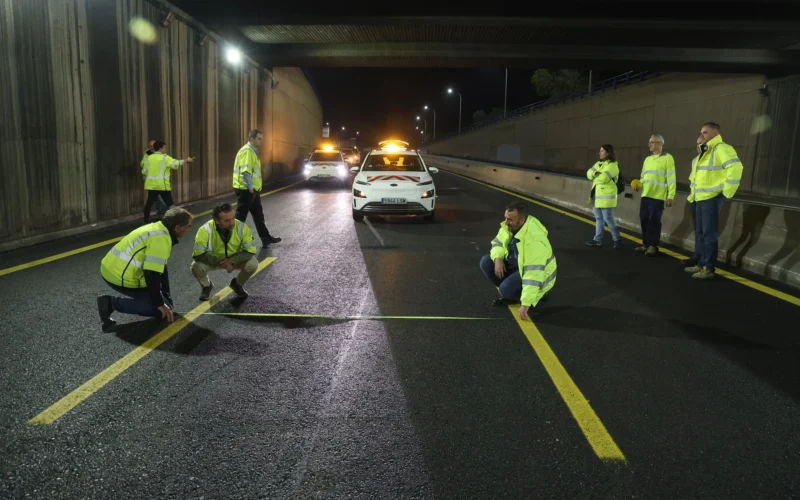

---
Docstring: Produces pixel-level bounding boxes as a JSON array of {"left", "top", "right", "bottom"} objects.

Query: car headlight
[
  {"left": 304, "top": 164, "right": 312, "bottom": 172},
  {"left": 353, "top": 189, "right": 368, "bottom": 198},
  {"left": 421, "top": 189, "right": 435, "bottom": 199}
]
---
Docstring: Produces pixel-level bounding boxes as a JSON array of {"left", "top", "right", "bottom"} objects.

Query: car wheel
[
  {"left": 352, "top": 209, "right": 364, "bottom": 221},
  {"left": 423, "top": 210, "right": 435, "bottom": 222}
]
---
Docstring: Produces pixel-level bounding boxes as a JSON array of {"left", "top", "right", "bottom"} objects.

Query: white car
[
  {"left": 350, "top": 140, "right": 438, "bottom": 222},
  {"left": 304, "top": 148, "right": 348, "bottom": 185}
]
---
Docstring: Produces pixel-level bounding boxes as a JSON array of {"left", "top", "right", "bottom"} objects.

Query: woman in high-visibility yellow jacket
[{"left": 586, "top": 144, "right": 622, "bottom": 249}]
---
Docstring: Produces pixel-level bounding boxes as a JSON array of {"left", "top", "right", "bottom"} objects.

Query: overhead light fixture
[
  {"left": 160, "top": 11, "right": 174, "bottom": 28},
  {"left": 197, "top": 33, "right": 209, "bottom": 47},
  {"left": 226, "top": 47, "right": 242, "bottom": 64}
]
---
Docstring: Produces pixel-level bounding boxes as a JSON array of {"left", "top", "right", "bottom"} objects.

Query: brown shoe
[
  {"left": 634, "top": 246, "right": 647, "bottom": 253},
  {"left": 692, "top": 268, "right": 716, "bottom": 280},
  {"left": 645, "top": 246, "right": 658, "bottom": 256},
  {"left": 684, "top": 265, "right": 701, "bottom": 274}
]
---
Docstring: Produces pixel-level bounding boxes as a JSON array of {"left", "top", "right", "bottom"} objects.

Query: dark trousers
[
  {"left": 235, "top": 189, "right": 271, "bottom": 240},
  {"left": 639, "top": 197, "right": 665, "bottom": 248},
  {"left": 144, "top": 190, "right": 173, "bottom": 223},
  {"left": 479, "top": 255, "right": 522, "bottom": 301},
  {"left": 689, "top": 202, "right": 701, "bottom": 262},
  {"left": 104, "top": 269, "right": 169, "bottom": 318},
  {"left": 696, "top": 195, "right": 726, "bottom": 272}
]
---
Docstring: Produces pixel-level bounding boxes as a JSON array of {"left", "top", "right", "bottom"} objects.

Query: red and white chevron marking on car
[{"left": 366, "top": 175, "right": 420, "bottom": 183}]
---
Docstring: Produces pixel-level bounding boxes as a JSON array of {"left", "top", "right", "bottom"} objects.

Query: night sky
[{"left": 303, "top": 67, "right": 551, "bottom": 148}]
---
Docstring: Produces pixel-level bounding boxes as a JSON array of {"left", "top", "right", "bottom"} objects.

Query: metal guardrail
[{"left": 430, "top": 71, "right": 662, "bottom": 143}]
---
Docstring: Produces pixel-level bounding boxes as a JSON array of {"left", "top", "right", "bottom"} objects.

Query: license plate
[
  {"left": 316, "top": 174, "right": 329, "bottom": 177},
  {"left": 382, "top": 198, "right": 407, "bottom": 204}
]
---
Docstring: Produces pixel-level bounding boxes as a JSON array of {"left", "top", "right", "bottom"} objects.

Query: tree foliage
[
  {"left": 472, "top": 106, "right": 505, "bottom": 124},
  {"left": 530, "top": 69, "right": 589, "bottom": 97}
]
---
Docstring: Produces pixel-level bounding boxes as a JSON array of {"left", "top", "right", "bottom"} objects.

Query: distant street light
[{"left": 447, "top": 88, "right": 462, "bottom": 134}]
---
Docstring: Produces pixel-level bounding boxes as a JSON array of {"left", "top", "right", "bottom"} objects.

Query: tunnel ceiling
[{"left": 166, "top": 1, "right": 800, "bottom": 72}]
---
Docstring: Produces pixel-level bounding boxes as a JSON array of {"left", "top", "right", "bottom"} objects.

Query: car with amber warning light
[
  {"left": 350, "top": 140, "right": 438, "bottom": 222},
  {"left": 304, "top": 145, "right": 349, "bottom": 186}
]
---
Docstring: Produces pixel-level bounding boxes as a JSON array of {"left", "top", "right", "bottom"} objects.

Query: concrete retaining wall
[
  {"left": 427, "top": 73, "right": 768, "bottom": 193},
  {"left": 0, "top": 0, "right": 322, "bottom": 248},
  {"left": 424, "top": 155, "right": 800, "bottom": 290}
]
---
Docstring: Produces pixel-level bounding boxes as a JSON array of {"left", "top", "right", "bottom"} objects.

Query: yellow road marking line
[
  {"left": 445, "top": 169, "right": 800, "bottom": 308},
  {"left": 509, "top": 305, "right": 626, "bottom": 462},
  {"left": 28, "top": 257, "right": 277, "bottom": 425},
  {"left": 0, "top": 238, "right": 124, "bottom": 277},
  {"left": 0, "top": 181, "right": 303, "bottom": 277},
  {"left": 196, "top": 312, "right": 499, "bottom": 320}
]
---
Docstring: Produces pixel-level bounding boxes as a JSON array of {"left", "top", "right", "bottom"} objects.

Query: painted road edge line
[
  {"left": 444, "top": 169, "right": 800, "bottom": 308},
  {"left": 0, "top": 181, "right": 303, "bottom": 278},
  {"left": 28, "top": 257, "right": 277, "bottom": 425},
  {"left": 508, "top": 305, "right": 626, "bottom": 463}
]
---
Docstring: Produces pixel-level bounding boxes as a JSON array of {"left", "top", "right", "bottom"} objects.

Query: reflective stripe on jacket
[
  {"left": 587, "top": 160, "right": 619, "bottom": 208},
  {"left": 489, "top": 215, "right": 557, "bottom": 307},
  {"left": 192, "top": 219, "right": 256, "bottom": 261},
  {"left": 100, "top": 221, "right": 172, "bottom": 288},
  {"left": 693, "top": 134, "right": 743, "bottom": 202},
  {"left": 143, "top": 152, "right": 183, "bottom": 191},
  {"left": 640, "top": 154, "right": 676, "bottom": 201},
  {"left": 232, "top": 144, "right": 262, "bottom": 191}
]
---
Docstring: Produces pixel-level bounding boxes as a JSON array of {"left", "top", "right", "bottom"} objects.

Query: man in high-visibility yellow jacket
[
  {"left": 685, "top": 136, "right": 704, "bottom": 269},
  {"left": 632, "top": 134, "right": 676, "bottom": 256},
  {"left": 233, "top": 129, "right": 281, "bottom": 247},
  {"left": 191, "top": 203, "right": 259, "bottom": 301},
  {"left": 140, "top": 139, "right": 168, "bottom": 220},
  {"left": 479, "top": 202, "right": 557, "bottom": 320},
  {"left": 687, "top": 122, "right": 743, "bottom": 280},
  {"left": 96, "top": 207, "right": 194, "bottom": 332},
  {"left": 142, "top": 140, "right": 195, "bottom": 223}
]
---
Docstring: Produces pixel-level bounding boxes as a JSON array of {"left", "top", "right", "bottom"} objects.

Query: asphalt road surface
[{"left": 2, "top": 171, "right": 799, "bottom": 499}]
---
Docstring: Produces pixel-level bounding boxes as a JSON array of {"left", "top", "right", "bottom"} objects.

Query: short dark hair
[
  {"left": 248, "top": 129, "right": 262, "bottom": 140},
  {"left": 505, "top": 201, "right": 528, "bottom": 219},
  {"left": 212, "top": 202, "right": 234, "bottom": 220},
  {"left": 601, "top": 144, "right": 617, "bottom": 162},
  {"left": 703, "top": 122, "right": 721, "bottom": 132},
  {"left": 153, "top": 140, "right": 166, "bottom": 151},
  {"left": 161, "top": 207, "right": 193, "bottom": 229}
]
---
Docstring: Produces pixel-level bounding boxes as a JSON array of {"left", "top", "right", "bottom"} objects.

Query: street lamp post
[
  {"left": 447, "top": 88, "right": 462, "bottom": 134},
  {"left": 424, "top": 105, "right": 436, "bottom": 140},
  {"left": 416, "top": 115, "right": 427, "bottom": 142}
]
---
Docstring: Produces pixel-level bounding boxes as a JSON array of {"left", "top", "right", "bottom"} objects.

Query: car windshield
[
  {"left": 362, "top": 154, "right": 424, "bottom": 172},
  {"left": 310, "top": 152, "right": 342, "bottom": 162}
]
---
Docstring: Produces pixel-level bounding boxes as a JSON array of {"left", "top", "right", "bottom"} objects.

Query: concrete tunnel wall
[
  {"left": 0, "top": 0, "right": 323, "bottom": 249},
  {"left": 423, "top": 155, "right": 800, "bottom": 291}
]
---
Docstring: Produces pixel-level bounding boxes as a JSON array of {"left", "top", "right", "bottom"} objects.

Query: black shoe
[
  {"left": 613, "top": 240, "right": 622, "bottom": 249},
  {"left": 268, "top": 236, "right": 282, "bottom": 244},
  {"left": 262, "top": 236, "right": 282, "bottom": 246},
  {"left": 199, "top": 280, "right": 213, "bottom": 301},
  {"left": 585, "top": 240, "right": 602, "bottom": 247},
  {"left": 97, "top": 295, "right": 117, "bottom": 332},
  {"left": 229, "top": 278, "right": 249, "bottom": 299}
]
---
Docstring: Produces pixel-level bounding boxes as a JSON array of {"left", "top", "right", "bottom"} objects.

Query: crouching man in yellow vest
[
  {"left": 191, "top": 203, "right": 258, "bottom": 301},
  {"left": 97, "top": 207, "right": 194, "bottom": 332},
  {"left": 479, "top": 202, "right": 557, "bottom": 320}
]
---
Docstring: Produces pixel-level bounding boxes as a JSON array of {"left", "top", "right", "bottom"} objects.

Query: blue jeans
[
  {"left": 640, "top": 197, "right": 664, "bottom": 248},
  {"left": 104, "top": 269, "right": 169, "bottom": 318},
  {"left": 696, "top": 195, "right": 726, "bottom": 272},
  {"left": 593, "top": 207, "right": 620, "bottom": 242},
  {"left": 480, "top": 254, "right": 522, "bottom": 301}
]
